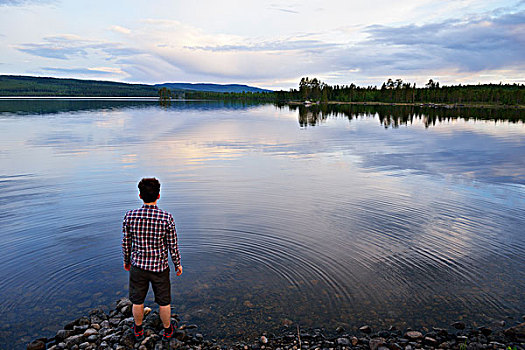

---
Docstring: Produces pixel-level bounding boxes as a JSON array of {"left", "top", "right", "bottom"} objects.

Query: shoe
[
  {"left": 161, "top": 323, "right": 174, "bottom": 341},
  {"left": 132, "top": 324, "right": 145, "bottom": 342}
]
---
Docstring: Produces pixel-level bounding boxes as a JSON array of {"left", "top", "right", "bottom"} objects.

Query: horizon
[{"left": 0, "top": 1, "right": 524, "bottom": 90}]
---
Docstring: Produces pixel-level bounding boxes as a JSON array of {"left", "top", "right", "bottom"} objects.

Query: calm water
[{"left": 0, "top": 100, "right": 524, "bottom": 348}]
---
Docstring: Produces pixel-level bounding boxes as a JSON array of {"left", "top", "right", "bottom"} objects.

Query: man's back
[{"left": 122, "top": 204, "right": 181, "bottom": 272}]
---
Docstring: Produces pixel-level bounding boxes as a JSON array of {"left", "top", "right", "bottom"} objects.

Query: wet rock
[
  {"left": 439, "top": 341, "right": 452, "bottom": 349},
  {"left": 174, "top": 329, "right": 188, "bottom": 341},
  {"left": 453, "top": 322, "right": 466, "bottom": 330},
  {"left": 336, "top": 337, "right": 350, "bottom": 346},
  {"left": 118, "top": 316, "right": 134, "bottom": 328},
  {"left": 351, "top": 336, "right": 358, "bottom": 346},
  {"left": 121, "top": 305, "right": 132, "bottom": 317},
  {"left": 120, "top": 328, "right": 135, "bottom": 349},
  {"left": 335, "top": 326, "right": 345, "bottom": 333},
  {"left": 78, "top": 342, "right": 89, "bottom": 349},
  {"left": 55, "top": 329, "right": 72, "bottom": 341},
  {"left": 359, "top": 325, "right": 371, "bottom": 334},
  {"left": 405, "top": 331, "right": 423, "bottom": 340},
  {"left": 195, "top": 333, "right": 204, "bottom": 342},
  {"left": 433, "top": 328, "right": 448, "bottom": 337},
  {"left": 100, "top": 320, "right": 110, "bottom": 328},
  {"left": 378, "top": 330, "right": 390, "bottom": 338},
  {"left": 64, "top": 334, "right": 84, "bottom": 347},
  {"left": 26, "top": 340, "right": 46, "bottom": 350},
  {"left": 116, "top": 297, "right": 132, "bottom": 310},
  {"left": 109, "top": 317, "right": 121, "bottom": 327},
  {"left": 154, "top": 344, "right": 164, "bottom": 350},
  {"left": 64, "top": 320, "right": 77, "bottom": 330},
  {"left": 83, "top": 328, "right": 98, "bottom": 337},
  {"left": 73, "top": 325, "right": 89, "bottom": 334},
  {"left": 503, "top": 322, "right": 525, "bottom": 341},
  {"left": 369, "top": 337, "right": 385, "bottom": 350},
  {"left": 260, "top": 336, "right": 268, "bottom": 344},
  {"left": 479, "top": 327, "right": 492, "bottom": 336},
  {"left": 78, "top": 316, "right": 90, "bottom": 327},
  {"left": 140, "top": 335, "right": 156, "bottom": 348},
  {"left": 424, "top": 336, "right": 437, "bottom": 345},
  {"left": 498, "top": 320, "right": 506, "bottom": 327}
]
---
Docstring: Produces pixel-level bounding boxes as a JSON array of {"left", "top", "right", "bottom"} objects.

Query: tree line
[{"left": 274, "top": 77, "right": 524, "bottom": 106}]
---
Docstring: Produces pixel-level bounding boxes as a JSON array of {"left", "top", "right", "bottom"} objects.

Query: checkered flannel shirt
[{"left": 122, "top": 204, "right": 181, "bottom": 272}]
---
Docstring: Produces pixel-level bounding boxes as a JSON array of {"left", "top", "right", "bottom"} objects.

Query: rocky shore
[{"left": 27, "top": 299, "right": 525, "bottom": 350}]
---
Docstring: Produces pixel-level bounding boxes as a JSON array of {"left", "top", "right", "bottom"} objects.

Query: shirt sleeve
[
  {"left": 122, "top": 213, "right": 132, "bottom": 265},
  {"left": 166, "top": 215, "right": 181, "bottom": 268}
]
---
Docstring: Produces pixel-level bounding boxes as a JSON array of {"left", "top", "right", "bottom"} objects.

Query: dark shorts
[{"left": 129, "top": 265, "right": 171, "bottom": 306}]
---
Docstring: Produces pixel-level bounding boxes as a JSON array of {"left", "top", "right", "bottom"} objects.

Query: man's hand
[
  {"left": 176, "top": 265, "right": 183, "bottom": 276},
  {"left": 123, "top": 263, "right": 131, "bottom": 271}
]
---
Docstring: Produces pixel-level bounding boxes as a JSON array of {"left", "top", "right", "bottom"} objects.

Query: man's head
[{"left": 138, "top": 177, "right": 161, "bottom": 203}]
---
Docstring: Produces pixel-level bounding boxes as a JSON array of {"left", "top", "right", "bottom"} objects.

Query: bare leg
[
  {"left": 132, "top": 304, "right": 144, "bottom": 326},
  {"left": 159, "top": 304, "right": 171, "bottom": 328}
]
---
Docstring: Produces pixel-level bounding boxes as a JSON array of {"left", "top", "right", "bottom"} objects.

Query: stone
[
  {"left": 118, "top": 317, "right": 134, "bottom": 328},
  {"left": 503, "top": 322, "right": 525, "bottom": 341},
  {"left": 438, "top": 341, "right": 451, "bottom": 349},
  {"left": 65, "top": 334, "right": 84, "bottom": 347},
  {"left": 154, "top": 344, "right": 163, "bottom": 350},
  {"left": 91, "top": 323, "right": 101, "bottom": 330},
  {"left": 433, "top": 328, "right": 448, "bottom": 337},
  {"left": 260, "top": 336, "right": 268, "bottom": 344},
  {"left": 64, "top": 320, "right": 77, "bottom": 330},
  {"left": 26, "top": 340, "right": 46, "bottom": 350},
  {"left": 144, "top": 307, "right": 152, "bottom": 317},
  {"left": 78, "top": 317, "right": 90, "bottom": 326},
  {"left": 120, "top": 329, "right": 135, "bottom": 349},
  {"left": 498, "top": 321, "right": 506, "bottom": 327},
  {"left": 195, "top": 333, "right": 204, "bottom": 342},
  {"left": 100, "top": 320, "right": 110, "bottom": 328},
  {"left": 378, "top": 331, "right": 390, "bottom": 338},
  {"left": 479, "top": 327, "right": 492, "bottom": 336},
  {"left": 405, "top": 331, "right": 423, "bottom": 340},
  {"left": 73, "top": 325, "right": 89, "bottom": 334},
  {"left": 377, "top": 346, "right": 389, "bottom": 350},
  {"left": 424, "top": 337, "right": 437, "bottom": 345},
  {"left": 335, "top": 326, "right": 345, "bottom": 333},
  {"left": 109, "top": 317, "right": 121, "bottom": 327},
  {"left": 351, "top": 336, "right": 358, "bottom": 346},
  {"left": 55, "top": 329, "right": 72, "bottom": 341},
  {"left": 359, "top": 325, "right": 371, "bottom": 334},
  {"left": 453, "top": 322, "right": 466, "bottom": 330},
  {"left": 369, "top": 337, "right": 385, "bottom": 350},
  {"left": 83, "top": 328, "right": 98, "bottom": 337},
  {"left": 78, "top": 342, "right": 89, "bottom": 349},
  {"left": 121, "top": 305, "right": 132, "bottom": 317},
  {"left": 87, "top": 335, "right": 98, "bottom": 342},
  {"left": 99, "top": 341, "right": 108, "bottom": 348},
  {"left": 140, "top": 336, "right": 156, "bottom": 348},
  {"left": 116, "top": 298, "right": 132, "bottom": 310},
  {"left": 336, "top": 338, "right": 350, "bottom": 346}
]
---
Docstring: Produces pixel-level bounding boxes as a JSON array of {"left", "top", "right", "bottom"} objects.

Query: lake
[{"left": 0, "top": 100, "right": 524, "bottom": 348}]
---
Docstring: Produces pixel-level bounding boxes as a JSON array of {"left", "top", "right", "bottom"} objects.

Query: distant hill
[
  {"left": 0, "top": 75, "right": 272, "bottom": 97},
  {"left": 155, "top": 82, "right": 272, "bottom": 93},
  {"left": 0, "top": 75, "right": 159, "bottom": 97}
]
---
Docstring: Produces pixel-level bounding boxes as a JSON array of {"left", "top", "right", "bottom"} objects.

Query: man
[{"left": 122, "top": 177, "right": 182, "bottom": 342}]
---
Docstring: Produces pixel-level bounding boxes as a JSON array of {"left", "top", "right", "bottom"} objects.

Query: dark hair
[{"left": 138, "top": 178, "right": 160, "bottom": 203}]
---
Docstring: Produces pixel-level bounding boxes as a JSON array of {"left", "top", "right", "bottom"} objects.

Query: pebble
[
  {"left": 369, "top": 337, "right": 385, "bottom": 350},
  {"left": 453, "top": 321, "right": 466, "bottom": 330},
  {"left": 359, "top": 325, "right": 371, "bottom": 334},
  {"left": 260, "top": 335, "right": 268, "bottom": 344},
  {"left": 405, "top": 331, "right": 423, "bottom": 339}
]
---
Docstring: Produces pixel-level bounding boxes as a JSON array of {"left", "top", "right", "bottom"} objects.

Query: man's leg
[
  {"left": 159, "top": 304, "right": 171, "bottom": 328},
  {"left": 133, "top": 304, "right": 145, "bottom": 325}
]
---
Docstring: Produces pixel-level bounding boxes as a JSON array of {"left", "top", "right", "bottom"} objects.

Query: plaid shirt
[{"left": 122, "top": 204, "right": 181, "bottom": 272}]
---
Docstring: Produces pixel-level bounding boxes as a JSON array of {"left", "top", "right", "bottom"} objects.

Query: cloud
[
  {"left": 0, "top": 0, "right": 54, "bottom": 6},
  {"left": 184, "top": 39, "right": 337, "bottom": 52},
  {"left": 110, "top": 25, "right": 131, "bottom": 35},
  {"left": 15, "top": 34, "right": 143, "bottom": 60},
  {"left": 42, "top": 66, "right": 126, "bottom": 76}
]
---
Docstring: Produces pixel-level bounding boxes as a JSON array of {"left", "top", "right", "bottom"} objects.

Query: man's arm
[
  {"left": 122, "top": 213, "right": 132, "bottom": 271},
  {"left": 166, "top": 215, "right": 182, "bottom": 275}
]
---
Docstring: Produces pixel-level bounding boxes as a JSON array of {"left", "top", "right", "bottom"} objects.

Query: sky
[{"left": 0, "top": 0, "right": 524, "bottom": 90}]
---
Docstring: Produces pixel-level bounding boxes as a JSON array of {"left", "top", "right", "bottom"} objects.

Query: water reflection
[
  {"left": 291, "top": 104, "right": 525, "bottom": 128},
  {"left": 0, "top": 102, "right": 524, "bottom": 349}
]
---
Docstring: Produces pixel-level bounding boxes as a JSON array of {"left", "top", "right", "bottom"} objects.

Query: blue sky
[{"left": 0, "top": 0, "right": 523, "bottom": 89}]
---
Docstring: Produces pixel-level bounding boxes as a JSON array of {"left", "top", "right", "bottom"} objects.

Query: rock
[
  {"left": 78, "top": 342, "right": 89, "bottom": 349},
  {"left": 405, "top": 331, "right": 423, "bottom": 340},
  {"left": 453, "top": 322, "right": 466, "bottom": 330},
  {"left": 424, "top": 337, "right": 437, "bottom": 345},
  {"left": 73, "top": 325, "right": 89, "bottom": 334},
  {"left": 87, "top": 335, "right": 98, "bottom": 342},
  {"left": 55, "top": 329, "right": 72, "bottom": 341},
  {"left": 359, "top": 325, "right": 371, "bottom": 334},
  {"left": 433, "top": 328, "right": 448, "bottom": 337},
  {"left": 119, "top": 329, "right": 135, "bottom": 349},
  {"left": 121, "top": 305, "right": 132, "bottom": 317},
  {"left": 138, "top": 346, "right": 147, "bottom": 350},
  {"left": 377, "top": 347, "right": 389, "bottom": 350},
  {"left": 116, "top": 298, "right": 132, "bottom": 310},
  {"left": 65, "top": 334, "right": 84, "bottom": 347},
  {"left": 99, "top": 341, "right": 108, "bottom": 348},
  {"left": 64, "top": 320, "right": 77, "bottom": 330},
  {"left": 479, "top": 327, "right": 492, "bottom": 336},
  {"left": 27, "top": 340, "right": 46, "bottom": 350},
  {"left": 378, "top": 330, "right": 390, "bottom": 338},
  {"left": 369, "top": 337, "right": 385, "bottom": 350},
  {"left": 83, "top": 328, "right": 98, "bottom": 337},
  {"left": 503, "top": 322, "right": 525, "bottom": 341},
  {"left": 336, "top": 337, "right": 350, "bottom": 346},
  {"left": 498, "top": 320, "right": 506, "bottom": 327},
  {"left": 351, "top": 336, "right": 358, "bottom": 346},
  {"left": 195, "top": 333, "right": 204, "bottom": 342},
  {"left": 78, "top": 316, "right": 90, "bottom": 327},
  {"left": 335, "top": 326, "right": 345, "bottom": 333},
  {"left": 91, "top": 323, "right": 100, "bottom": 330},
  {"left": 118, "top": 317, "right": 134, "bottom": 328},
  {"left": 438, "top": 341, "right": 451, "bottom": 349},
  {"left": 143, "top": 307, "right": 152, "bottom": 317},
  {"left": 169, "top": 339, "right": 184, "bottom": 349},
  {"left": 140, "top": 336, "right": 156, "bottom": 348},
  {"left": 100, "top": 320, "right": 110, "bottom": 328},
  {"left": 259, "top": 335, "right": 268, "bottom": 344},
  {"left": 109, "top": 317, "right": 121, "bottom": 327}
]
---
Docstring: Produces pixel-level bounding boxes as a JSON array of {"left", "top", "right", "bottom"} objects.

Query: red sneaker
[
  {"left": 132, "top": 324, "right": 144, "bottom": 342},
  {"left": 161, "top": 323, "right": 174, "bottom": 341}
]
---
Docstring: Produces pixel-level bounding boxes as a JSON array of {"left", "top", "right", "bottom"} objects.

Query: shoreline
[
  {"left": 27, "top": 299, "right": 525, "bottom": 350},
  {"left": 287, "top": 101, "right": 525, "bottom": 109}
]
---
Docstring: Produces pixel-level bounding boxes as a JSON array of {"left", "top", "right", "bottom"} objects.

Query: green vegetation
[
  {"left": 276, "top": 77, "right": 525, "bottom": 106},
  {"left": 0, "top": 75, "right": 158, "bottom": 97}
]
